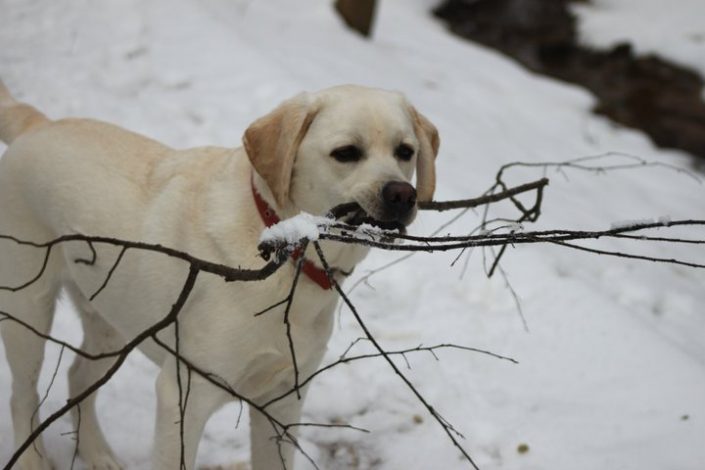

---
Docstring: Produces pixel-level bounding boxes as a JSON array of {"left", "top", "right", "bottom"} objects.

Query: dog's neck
[
  {"left": 251, "top": 172, "right": 370, "bottom": 279},
  {"left": 251, "top": 172, "right": 298, "bottom": 221}
]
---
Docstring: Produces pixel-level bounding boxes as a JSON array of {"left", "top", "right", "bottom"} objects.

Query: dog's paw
[
  {"left": 81, "top": 452, "right": 123, "bottom": 470},
  {"left": 199, "top": 462, "right": 250, "bottom": 470},
  {"left": 16, "top": 452, "right": 53, "bottom": 470}
]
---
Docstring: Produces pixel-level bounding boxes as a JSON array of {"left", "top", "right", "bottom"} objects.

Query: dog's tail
[{"left": 0, "top": 80, "right": 50, "bottom": 145}]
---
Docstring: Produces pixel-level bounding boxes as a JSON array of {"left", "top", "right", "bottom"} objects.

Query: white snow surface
[
  {"left": 609, "top": 218, "right": 664, "bottom": 230},
  {"left": 1, "top": 1, "right": 705, "bottom": 469},
  {"left": 259, "top": 213, "right": 327, "bottom": 246},
  {"left": 573, "top": 0, "right": 705, "bottom": 76}
]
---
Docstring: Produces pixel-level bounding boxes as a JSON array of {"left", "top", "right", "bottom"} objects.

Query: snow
[
  {"left": 573, "top": 0, "right": 705, "bottom": 77},
  {"left": 609, "top": 218, "right": 661, "bottom": 230},
  {"left": 2, "top": 0, "right": 705, "bottom": 469},
  {"left": 259, "top": 213, "right": 327, "bottom": 246},
  {"left": 658, "top": 215, "right": 673, "bottom": 225}
]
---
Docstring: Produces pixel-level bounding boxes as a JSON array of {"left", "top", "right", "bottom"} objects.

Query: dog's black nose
[{"left": 382, "top": 181, "right": 417, "bottom": 219}]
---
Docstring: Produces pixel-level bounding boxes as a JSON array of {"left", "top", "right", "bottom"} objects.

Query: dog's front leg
[
  {"left": 249, "top": 338, "right": 332, "bottom": 470},
  {"left": 249, "top": 389, "right": 308, "bottom": 470},
  {"left": 152, "top": 359, "right": 229, "bottom": 470}
]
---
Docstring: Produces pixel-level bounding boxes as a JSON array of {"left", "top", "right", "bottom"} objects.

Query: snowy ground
[
  {"left": 573, "top": 0, "right": 705, "bottom": 77},
  {"left": 1, "top": 0, "right": 705, "bottom": 469}
]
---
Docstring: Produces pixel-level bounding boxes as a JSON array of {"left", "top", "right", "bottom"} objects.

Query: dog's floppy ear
[
  {"left": 410, "top": 107, "right": 440, "bottom": 202},
  {"left": 243, "top": 93, "right": 318, "bottom": 207}
]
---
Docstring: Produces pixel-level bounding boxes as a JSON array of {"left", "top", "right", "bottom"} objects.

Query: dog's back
[{"left": 0, "top": 83, "right": 173, "bottom": 240}]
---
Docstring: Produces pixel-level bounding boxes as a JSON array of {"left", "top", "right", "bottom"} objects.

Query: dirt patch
[{"left": 433, "top": 0, "right": 705, "bottom": 161}]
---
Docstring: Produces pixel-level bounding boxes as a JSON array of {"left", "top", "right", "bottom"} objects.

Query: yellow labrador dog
[{"left": 0, "top": 82, "right": 439, "bottom": 470}]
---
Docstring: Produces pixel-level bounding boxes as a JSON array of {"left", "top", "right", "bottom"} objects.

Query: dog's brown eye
[
  {"left": 395, "top": 144, "right": 414, "bottom": 161},
  {"left": 330, "top": 145, "right": 362, "bottom": 163}
]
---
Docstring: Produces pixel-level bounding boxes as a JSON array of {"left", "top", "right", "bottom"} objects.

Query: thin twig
[
  {"left": 90, "top": 246, "right": 127, "bottom": 301},
  {"left": 263, "top": 343, "right": 516, "bottom": 409},
  {"left": 284, "top": 252, "right": 306, "bottom": 400},
  {"left": 313, "top": 242, "right": 481, "bottom": 470},
  {"left": 418, "top": 178, "right": 549, "bottom": 211}
]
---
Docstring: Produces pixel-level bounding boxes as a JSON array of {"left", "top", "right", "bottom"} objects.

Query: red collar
[{"left": 251, "top": 175, "right": 332, "bottom": 290}]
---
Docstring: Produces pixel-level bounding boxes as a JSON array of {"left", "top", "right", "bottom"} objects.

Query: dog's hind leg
[
  {"left": 65, "top": 284, "right": 125, "bottom": 470},
  {"left": 0, "top": 248, "right": 60, "bottom": 470}
]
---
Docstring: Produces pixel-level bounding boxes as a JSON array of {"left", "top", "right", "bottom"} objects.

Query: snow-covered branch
[{"left": 2, "top": 159, "right": 704, "bottom": 470}]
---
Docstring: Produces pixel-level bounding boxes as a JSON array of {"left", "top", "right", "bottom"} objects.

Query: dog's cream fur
[{"left": 0, "top": 82, "right": 438, "bottom": 470}]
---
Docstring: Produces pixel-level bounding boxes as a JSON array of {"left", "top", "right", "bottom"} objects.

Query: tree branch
[
  {"left": 3, "top": 265, "right": 200, "bottom": 470},
  {"left": 313, "top": 241, "right": 482, "bottom": 470},
  {"left": 419, "top": 177, "right": 549, "bottom": 211}
]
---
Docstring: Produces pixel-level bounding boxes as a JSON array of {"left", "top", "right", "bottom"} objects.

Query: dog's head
[{"left": 243, "top": 85, "right": 439, "bottom": 230}]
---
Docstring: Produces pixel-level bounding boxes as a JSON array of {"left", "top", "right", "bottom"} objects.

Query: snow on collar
[{"left": 251, "top": 174, "right": 333, "bottom": 290}]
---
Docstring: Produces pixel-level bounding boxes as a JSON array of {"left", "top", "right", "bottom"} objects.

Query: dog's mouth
[{"left": 328, "top": 202, "right": 407, "bottom": 233}]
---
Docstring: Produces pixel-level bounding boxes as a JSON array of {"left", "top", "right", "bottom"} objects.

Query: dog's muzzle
[{"left": 329, "top": 181, "right": 417, "bottom": 232}]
